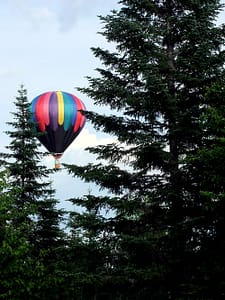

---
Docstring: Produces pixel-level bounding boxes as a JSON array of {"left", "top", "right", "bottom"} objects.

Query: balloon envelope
[{"left": 30, "top": 91, "right": 86, "bottom": 155}]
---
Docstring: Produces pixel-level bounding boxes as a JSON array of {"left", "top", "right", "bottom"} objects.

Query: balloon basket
[
  {"left": 53, "top": 153, "right": 63, "bottom": 169},
  {"left": 55, "top": 160, "right": 61, "bottom": 169}
]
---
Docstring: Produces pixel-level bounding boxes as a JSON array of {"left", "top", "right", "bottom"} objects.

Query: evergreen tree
[
  {"left": 2, "top": 85, "right": 50, "bottom": 213},
  {"left": 1, "top": 86, "right": 65, "bottom": 299},
  {"left": 0, "top": 169, "right": 45, "bottom": 299},
  {"left": 65, "top": 1, "right": 225, "bottom": 299}
]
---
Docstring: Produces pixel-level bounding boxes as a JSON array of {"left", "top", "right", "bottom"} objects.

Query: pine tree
[
  {"left": 65, "top": 1, "right": 225, "bottom": 299},
  {"left": 0, "top": 169, "right": 45, "bottom": 299},
  {"left": 1, "top": 85, "right": 65, "bottom": 299},
  {"left": 3, "top": 85, "right": 50, "bottom": 213}
]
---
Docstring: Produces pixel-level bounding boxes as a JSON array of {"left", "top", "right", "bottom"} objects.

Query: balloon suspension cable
[{"left": 53, "top": 153, "right": 63, "bottom": 169}]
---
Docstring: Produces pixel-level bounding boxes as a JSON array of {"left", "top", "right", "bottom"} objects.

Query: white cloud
[
  {"left": 56, "top": 0, "right": 118, "bottom": 32},
  {"left": 56, "top": 0, "right": 83, "bottom": 32},
  {"left": 11, "top": 0, "right": 56, "bottom": 29},
  {"left": 69, "top": 127, "right": 117, "bottom": 150},
  {"left": 9, "top": 0, "right": 118, "bottom": 32},
  {"left": 62, "top": 127, "right": 117, "bottom": 166}
]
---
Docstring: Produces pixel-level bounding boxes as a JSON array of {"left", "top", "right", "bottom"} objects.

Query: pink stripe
[
  {"left": 73, "top": 96, "right": 83, "bottom": 132},
  {"left": 79, "top": 99, "right": 86, "bottom": 128}
]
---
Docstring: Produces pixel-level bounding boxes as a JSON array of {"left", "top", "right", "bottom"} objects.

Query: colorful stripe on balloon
[{"left": 30, "top": 91, "right": 86, "bottom": 132}]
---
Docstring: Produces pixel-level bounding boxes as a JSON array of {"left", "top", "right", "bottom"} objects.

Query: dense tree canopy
[{"left": 65, "top": 0, "right": 225, "bottom": 299}]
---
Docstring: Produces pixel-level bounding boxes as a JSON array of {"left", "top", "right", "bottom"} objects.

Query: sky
[
  {"left": 1, "top": 0, "right": 225, "bottom": 212},
  {"left": 0, "top": 0, "right": 119, "bottom": 211}
]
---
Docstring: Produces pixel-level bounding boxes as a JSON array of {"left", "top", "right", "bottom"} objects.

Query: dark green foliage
[
  {"left": 3, "top": 86, "right": 51, "bottom": 209},
  {"left": 65, "top": 0, "right": 225, "bottom": 299},
  {"left": 0, "top": 86, "right": 65, "bottom": 299},
  {"left": 0, "top": 170, "right": 45, "bottom": 299}
]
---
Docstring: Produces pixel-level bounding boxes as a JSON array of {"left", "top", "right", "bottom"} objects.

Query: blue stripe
[{"left": 63, "top": 92, "right": 76, "bottom": 131}]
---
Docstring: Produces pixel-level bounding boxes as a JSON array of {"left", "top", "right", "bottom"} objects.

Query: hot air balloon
[{"left": 30, "top": 91, "right": 86, "bottom": 168}]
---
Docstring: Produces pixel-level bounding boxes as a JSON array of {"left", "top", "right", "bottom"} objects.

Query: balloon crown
[{"left": 30, "top": 91, "right": 86, "bottom": 132}]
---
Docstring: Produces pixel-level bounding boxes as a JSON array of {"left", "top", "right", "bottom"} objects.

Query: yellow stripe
[{"left": 56, "top": 91, "right": 64, "bottom": 125}]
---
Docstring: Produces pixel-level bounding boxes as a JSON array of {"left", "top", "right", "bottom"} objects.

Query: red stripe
[{"left": 36, "top": 92, "right": 51, "bottom": 132}]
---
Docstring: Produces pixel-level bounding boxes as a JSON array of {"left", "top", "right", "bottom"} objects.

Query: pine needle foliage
[
  {"left": 0, "top": 86, "right": 65, "bottom": 299},
  {"left": 65, "top": 1, "right": 225, "bottom": 299}
]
